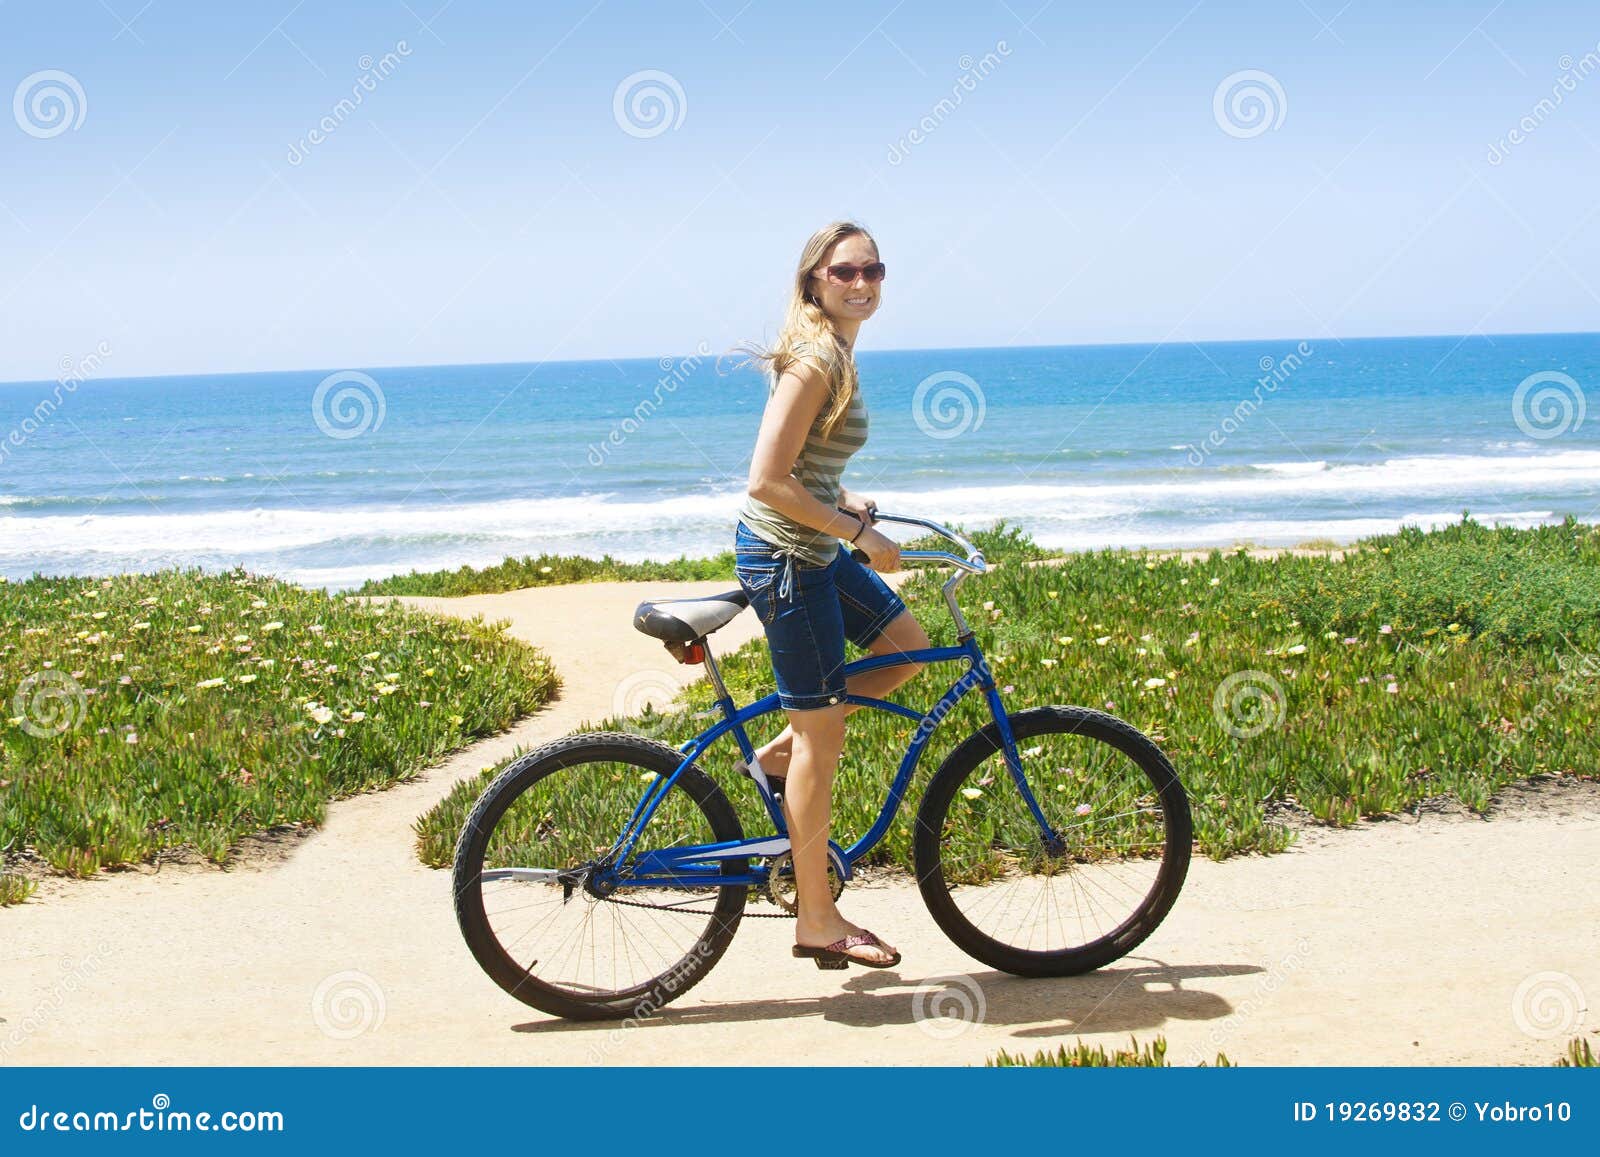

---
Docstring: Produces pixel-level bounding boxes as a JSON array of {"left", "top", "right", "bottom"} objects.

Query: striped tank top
[{"left": 738, "top": 378, "right": 869, "bottom": 572}]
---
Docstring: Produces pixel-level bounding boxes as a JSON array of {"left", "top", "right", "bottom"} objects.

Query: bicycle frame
[{"left": 597, "top": 514, "right": 1058, "bottom": 892}]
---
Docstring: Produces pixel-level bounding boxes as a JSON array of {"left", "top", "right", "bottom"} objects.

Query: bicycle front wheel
[
  {"left": 914, "top": 706, "right": 1191, "bottom": 976},
  {"left": 452, "top": 731, "right": 746, "bottom": 1021}
]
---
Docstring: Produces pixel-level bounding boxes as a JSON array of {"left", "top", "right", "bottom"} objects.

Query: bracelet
[{"left": 847, "top": 514, "right": 867, "bottom": 543}]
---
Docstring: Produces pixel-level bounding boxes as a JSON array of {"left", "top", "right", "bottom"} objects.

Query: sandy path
[{"left": 3, "top": 571, "right": 1596, "bottom": 1067}]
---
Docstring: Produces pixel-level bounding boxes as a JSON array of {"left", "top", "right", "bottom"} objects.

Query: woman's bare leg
[
  {"left": 752, "top": 610, "right": 931, "bottom": 778},
  {"left": 783, "top": 699, "right": 895, "bottom": 963}
]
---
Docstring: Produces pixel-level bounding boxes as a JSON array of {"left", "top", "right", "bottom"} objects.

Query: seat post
[{"left": 699, "top": 637, "right": 732, "bottom": 703}]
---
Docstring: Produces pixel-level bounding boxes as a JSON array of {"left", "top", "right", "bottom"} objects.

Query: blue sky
[{"left": 2, "top": 0, "right": 1597, "bottom": 381}]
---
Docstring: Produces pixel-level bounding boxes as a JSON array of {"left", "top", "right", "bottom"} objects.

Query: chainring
[{"left": 764, "top": 851, "right": 845, "bottom": 914}]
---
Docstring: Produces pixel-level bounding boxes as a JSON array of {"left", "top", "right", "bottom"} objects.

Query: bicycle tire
[
  {"left": 913, "top": 705, "right": 1191, "bottom": 977},
  {"left": 453, "top": 730, "right": 746, "bottom": 1021}
]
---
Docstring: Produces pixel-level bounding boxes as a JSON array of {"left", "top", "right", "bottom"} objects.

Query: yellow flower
[
  {"left": 92, "top": 610, "right": 108, "bottom": 620},
  {"left": 960, "top": 787, "right": 983, "bottom": 800},
  {"left": 195, "top": 677, "right": 226, "bottom": 689},
  {"left": 362, "top": 651, "right": 380, "bottom": 661},
  {"left": 1046, "top": 590, "right": 1058, "bottom": 599},
  {"left": 263, "top": 621, "right": 284, "bottom": 632},
  {"left": 1056, "top": 636, "right": 1073, "bottom": 645},
  {"left": 422, "top": 667, "right": 436, "bottom": 677},
  {"left": 235, "top": 674, "right": 257, "bottom": 684},
  {"left": 186, "top": 624, "right": 204, "bottom": 633}
]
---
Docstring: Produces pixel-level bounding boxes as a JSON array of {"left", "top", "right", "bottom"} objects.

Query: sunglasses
[{"left": 811, "top": 261, "right": 887, "bottom": 285}]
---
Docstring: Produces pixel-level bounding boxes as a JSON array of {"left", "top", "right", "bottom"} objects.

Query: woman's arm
[{"left": 746, "top": 361, "right": 861, "bottom": 541}]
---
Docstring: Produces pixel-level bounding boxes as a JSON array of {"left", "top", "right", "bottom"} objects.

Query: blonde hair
[{"left": 738, "top": 220, "right": 877, "bottom": 441}]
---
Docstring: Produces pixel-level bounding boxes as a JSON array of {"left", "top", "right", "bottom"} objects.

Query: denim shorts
[{"left": 733, "top": 519, "right": 910, "bottom": 711}]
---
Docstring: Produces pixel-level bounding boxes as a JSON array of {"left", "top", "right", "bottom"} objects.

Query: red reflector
[{"left": 667, "top": 639, "right": 705, "bottom": 664}]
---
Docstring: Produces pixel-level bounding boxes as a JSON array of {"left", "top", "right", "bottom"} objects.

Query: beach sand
[{"left": 2, "top": 560, "right": 1596, "bottom": 1066}]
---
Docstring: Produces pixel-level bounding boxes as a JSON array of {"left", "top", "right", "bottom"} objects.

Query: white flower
[
  {"left": 1286, "top": 643, "right": 1307, "bottom": 655},
  {"left": 263, "top": 621, "right": 284, "bottom": 632},
  {"left": 960, "top": 787, "right": 984, "bottom": 800},
  {"left": 195, "top": 677, "right": 226, "bottom": 689},
  {"left": 1095, "top": 636, "right": 1111, "bottom": 646},
  {"left": 1143, "top": 677, "right": 1166, "bottom": 688}
]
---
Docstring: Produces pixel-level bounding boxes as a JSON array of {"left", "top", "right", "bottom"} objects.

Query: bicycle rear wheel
[
  {"left": 914, "top": 706, "right": 1191, "bottom": 976},
  {"left": 452, "top": 731, "right": 746, "bottom": 1021}
]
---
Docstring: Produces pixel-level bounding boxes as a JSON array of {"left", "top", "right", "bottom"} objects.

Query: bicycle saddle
[{"left": 632, "top": 589, "right": 750, "bottom": 643}]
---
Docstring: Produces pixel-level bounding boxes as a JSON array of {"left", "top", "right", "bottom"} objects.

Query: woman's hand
[
  {"left": 838, "top": 490, "right": 878, "bottom": 523},
  {"left": 852, "top": 524, "right": 900, "bottom": 572}
]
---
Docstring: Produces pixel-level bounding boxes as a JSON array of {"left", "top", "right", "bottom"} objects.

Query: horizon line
[{"left": 5, "top": 326, "right": 1598, "bottom": 390}]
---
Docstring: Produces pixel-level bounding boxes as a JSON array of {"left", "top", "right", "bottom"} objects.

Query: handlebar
[{"left": 837, "top": 508, "right": 987, "bottom": 575}]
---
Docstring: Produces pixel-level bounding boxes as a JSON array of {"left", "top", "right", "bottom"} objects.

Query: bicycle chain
[{"left": 599, "top": 893, "right": 795, "bottom": 918}]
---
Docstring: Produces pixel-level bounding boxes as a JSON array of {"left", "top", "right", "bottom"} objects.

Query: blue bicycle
[{"left": 453, "top": 513, "right": 1192, "bottom": 1020}]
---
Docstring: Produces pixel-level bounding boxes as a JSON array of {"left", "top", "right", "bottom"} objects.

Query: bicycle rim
[
  {"left": 454, "top": 734, "right": 745, "bottom": 1018},
  {"left": 916, "top": 706, "right": 1191, "bottom": 975}
]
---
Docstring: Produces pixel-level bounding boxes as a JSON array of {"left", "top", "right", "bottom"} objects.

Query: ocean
[{"left": 3, "top": 333, "right": 1597, "bottom": 590}]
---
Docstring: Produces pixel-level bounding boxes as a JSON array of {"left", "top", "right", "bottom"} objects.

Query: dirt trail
[{"left": 3, "top": 572, "right": 1595, "bottom": 1066}]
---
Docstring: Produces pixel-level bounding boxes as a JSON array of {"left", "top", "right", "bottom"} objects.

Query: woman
[{"left": 733, "top": 220, "right": 932, "bottom": 969}]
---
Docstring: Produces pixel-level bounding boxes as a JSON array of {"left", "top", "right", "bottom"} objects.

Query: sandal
[
  {"left": 735, "top": 756, "right": 786, "bottom": 794},
  {"left": 792, "top": 930, "right": 902, "bottom": 971}
]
